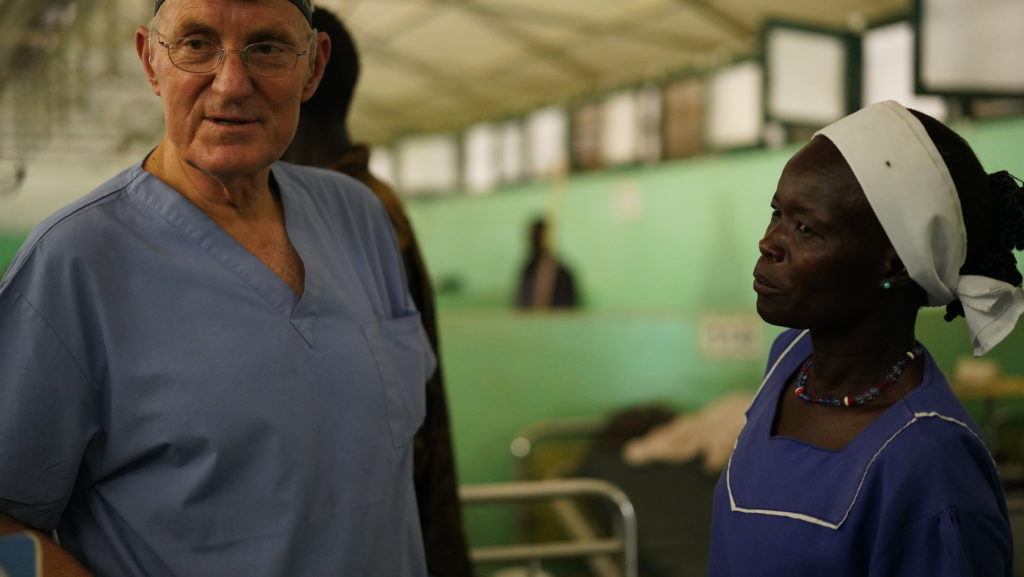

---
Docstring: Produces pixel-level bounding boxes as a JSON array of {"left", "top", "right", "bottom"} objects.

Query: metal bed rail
[
  {"left": 460, "top": 478, "right": 638, "bottom": 577},
  {"left": 509, "top": 418, "right": 605, "bottom": 481}
]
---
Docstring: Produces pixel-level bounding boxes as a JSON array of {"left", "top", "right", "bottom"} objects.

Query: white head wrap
[{"left": 816, "top": 100, "right": 1024, "bottom": 356}]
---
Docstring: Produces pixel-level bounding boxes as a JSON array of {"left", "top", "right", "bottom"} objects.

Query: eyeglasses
[{"left": 156, "top": 34, "right": 313, "bottom": 78}]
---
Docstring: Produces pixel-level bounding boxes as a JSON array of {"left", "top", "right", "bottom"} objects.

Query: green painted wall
[
  {"left": 408, "top": 117, "right": 1024, "bottom": 312},
  {"left": 0, "top": 235, "right": 22, "bottom": 276}
]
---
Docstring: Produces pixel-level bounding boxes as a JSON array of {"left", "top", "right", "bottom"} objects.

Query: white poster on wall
[
  {"left": 368, "top": 147, "right": 397, "bottom": 189},
  {"left": 463, "top": 122, "right": 500, "bottom": 195},
  {"left": 863, "top": 22, "right": 947, "bottom": 120},
  {"left": 527, "top": 106, "right": 569, "bottom": 179},
  {"left": 919, "top": 0, "right": 1024, "bottom": 94},
  {"left": 707, "top": 61, "right": 763, "bottom": 149},
  {"left": 765, "top": 27, "right": 847, "bottom": 125},
  {"left": 396, "top": 134, "right": 458, "bottom": 195},
  {"left": 499, "top": 120, "right": 525, "bottom": 184},
  {"left": 601, "top": 90, "right": 639, "bottom": 167}
]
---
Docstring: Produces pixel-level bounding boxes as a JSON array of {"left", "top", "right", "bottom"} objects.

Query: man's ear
[
  {"left": 300, "top": 30, "right": 331, "bottom": 102},
  {"left": 136, "top": 26, "right": 161, "bottom": 96}
]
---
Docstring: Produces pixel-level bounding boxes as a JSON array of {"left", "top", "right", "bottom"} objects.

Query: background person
[
  {"left": 0, "top": 0, "right": 436, "bottom": 575},
  {"left": 515, "top": 217, "right": 579, "bottom": 310},
  {"left": 708, "top": 100, "right": 1022, "bottom": 575},
  {"left": 283, "top": 7, "right": 474, "bottom": 576}
]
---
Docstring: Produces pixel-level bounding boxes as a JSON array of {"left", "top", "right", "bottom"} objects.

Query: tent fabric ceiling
[
  {"left": 0, "top": 0, "right": 909, "bottom": 153},
  {"left": 323, "top": 0, "right": 908, "bottom": 144},
  {"left": 0, "top": 0, "right": 91, "bottom": 87}
]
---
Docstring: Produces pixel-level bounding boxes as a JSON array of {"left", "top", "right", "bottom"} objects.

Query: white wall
[{"left": 0, "top": 147, "right": 150, "bottom": 232}]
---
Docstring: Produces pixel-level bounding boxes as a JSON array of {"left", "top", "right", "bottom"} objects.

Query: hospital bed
[{"left": 461, "top": 408, "right": 719, "bottom": 577}]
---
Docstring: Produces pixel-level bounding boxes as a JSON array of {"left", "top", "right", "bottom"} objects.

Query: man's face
[{"left": 137, "top": 0, "right": 327, "bottom": 181}]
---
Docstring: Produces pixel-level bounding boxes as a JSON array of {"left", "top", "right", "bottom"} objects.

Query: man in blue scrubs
[{"left": 0, "top": 0, "right": 436, "bottom": 575}]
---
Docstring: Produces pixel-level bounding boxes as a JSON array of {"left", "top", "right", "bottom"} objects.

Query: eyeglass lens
[{"left": 167, "top": 39, "right": 299, "bottom": 77}]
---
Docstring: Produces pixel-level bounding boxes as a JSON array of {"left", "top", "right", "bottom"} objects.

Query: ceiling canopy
[
  {"left": 0, "top": 0, "right": 909, "bottom": 162},
  {"left": 324, "top": 0, "right": 908, "bottom": 144}
]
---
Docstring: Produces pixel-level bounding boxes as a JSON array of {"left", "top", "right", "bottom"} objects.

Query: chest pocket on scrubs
[{"left": 361, "top": 313, "right": 434, "bottom": 448}]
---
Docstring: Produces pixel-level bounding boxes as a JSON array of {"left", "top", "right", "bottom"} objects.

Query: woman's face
[{"left": 753, "top": 137, "right": 893, "bottom": 331}]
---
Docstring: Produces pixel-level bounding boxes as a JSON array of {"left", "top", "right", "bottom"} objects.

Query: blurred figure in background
[
  {"left": 515, "top": 217, "right": 579, "bottom": 309},
  {"left": 283, "top": 7, "right": 474, "bottom": 577}
]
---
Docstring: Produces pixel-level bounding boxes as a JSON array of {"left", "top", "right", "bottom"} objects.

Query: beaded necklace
[{"left": 793, "top": 345, "right": 925, "bottom": 407}]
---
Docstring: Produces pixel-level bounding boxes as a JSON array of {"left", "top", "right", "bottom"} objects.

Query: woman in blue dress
[{"left": 708, "top": 101, "right": 1024, "bottom": 576}]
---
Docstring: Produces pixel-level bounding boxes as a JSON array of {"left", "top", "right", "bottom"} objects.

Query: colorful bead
[{"left": 793, "top": 344, "right": 924, "bottom": 408}]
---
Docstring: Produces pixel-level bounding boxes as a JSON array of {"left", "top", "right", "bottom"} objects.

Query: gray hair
[
  {"left": 146, "top": 8, "right": 162, "bottom": 61},
  {"left": 146, "top": 1, "right": 313, "bottom": 41},
  {"left": 145, "top": 1, "right": 315, "bottom": 67}
]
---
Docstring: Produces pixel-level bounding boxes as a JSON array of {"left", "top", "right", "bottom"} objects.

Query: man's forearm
[{"left": 0, "top": 512, "right": 93, "bottom": 577}]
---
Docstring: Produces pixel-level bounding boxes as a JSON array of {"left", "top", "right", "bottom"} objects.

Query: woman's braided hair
[{"left": 908, "top": 110, "right": 1024, "bottom": 321}]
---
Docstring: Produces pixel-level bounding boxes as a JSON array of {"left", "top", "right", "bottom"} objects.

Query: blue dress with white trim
[{"left": 708, "top": 329, "right": 1012, "bottom": 577}]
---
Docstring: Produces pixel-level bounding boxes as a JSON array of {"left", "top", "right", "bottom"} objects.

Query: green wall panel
[
  {"left": 408, "top": 117, "right": 1024, "bottom": 312},
  {"left": 0, "top": 235, "right": 24, "bottom": 276}
]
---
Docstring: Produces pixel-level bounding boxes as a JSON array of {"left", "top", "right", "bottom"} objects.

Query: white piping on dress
[
  {"left": 726, "top": 450, "right": 842, "bottom": 529},
  {"left": 727, "top": 411, "right": 995, "bottom": 529},
  {"left": 911, "top": 411, "right": 997, "bottom": 467},
  {"left": 729, "top": 414, "right": 999, "bottom": 528},
  {"left": 754, "top": 329, "right": 809, "bottom": 398},
  {"left": 724, "top": 331, "right": 809, "bottom": 467}
]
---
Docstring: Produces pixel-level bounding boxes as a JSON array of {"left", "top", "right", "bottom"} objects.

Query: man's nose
[{"left": 211, "top": 49, "right": 254, "bottom": 95}]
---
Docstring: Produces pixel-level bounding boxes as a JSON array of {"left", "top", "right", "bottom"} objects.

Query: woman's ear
[{"left": 882, "top": 247, "right": 914, "bottom": 289}]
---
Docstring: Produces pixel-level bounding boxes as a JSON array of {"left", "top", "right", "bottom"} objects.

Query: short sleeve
[
  {"left": 871, "top": 506, "right": 1011, "bottom": 577},
  {"left": 0, "top": 289, "right": 100, "bottom": 531}
]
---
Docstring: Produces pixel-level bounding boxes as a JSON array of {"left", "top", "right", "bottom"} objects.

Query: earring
[{"left": 881, "top": 279, "right": 893, "bottom": 290}]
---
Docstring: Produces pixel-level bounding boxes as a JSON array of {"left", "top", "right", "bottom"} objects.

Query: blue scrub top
[
  {"left": 708, "top": 329, "right": 1012, "bottom": 577},
  {"left": 0, "top": 161, "right": 435, "bottom": 576}
]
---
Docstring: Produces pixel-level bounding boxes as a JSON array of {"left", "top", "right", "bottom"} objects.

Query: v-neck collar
[
  {"left": 727, "top": 330, "right": 942, "bottom": 529},
  {"left": 126, "top": 162, "right": 321, "bottom": 346}
]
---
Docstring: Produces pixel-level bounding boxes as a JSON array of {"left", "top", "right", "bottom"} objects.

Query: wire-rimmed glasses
[{"left": 156, "top": 34, "right": 313, "bottom": 78}]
